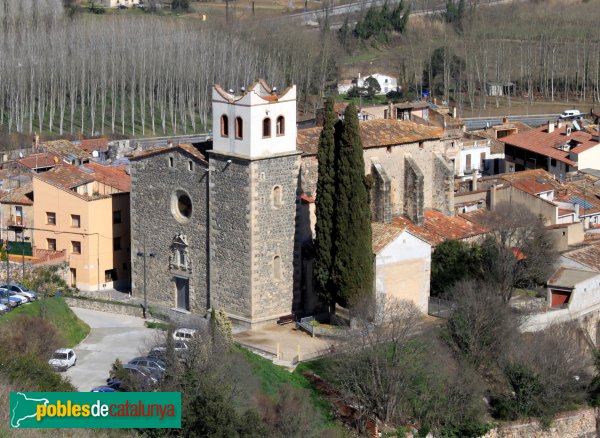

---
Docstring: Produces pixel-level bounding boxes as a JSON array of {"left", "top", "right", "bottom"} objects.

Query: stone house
[
  {"left": 297, "top": 119, "right": 454, "bottom": 225},
  {"left": 129, "top": 81, "right": 301, "bottom": 327}
]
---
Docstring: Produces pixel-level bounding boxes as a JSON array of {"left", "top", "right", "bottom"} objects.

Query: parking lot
[{"left": 65, "top": 308, "right": 160, "bottom": 391}]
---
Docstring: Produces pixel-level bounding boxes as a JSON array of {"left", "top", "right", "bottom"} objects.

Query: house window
[
  {"left": 419, "top": 141, "right": 424, "bottom": 149},
  {"left": 480, "top": 152, "right": 486, "bottom": 170},
  {"left": 169, "top": 156, "right": 174, "bottom": 167},
  {"left": 386, "top": 146, "right": 392, "bottom": 154},
  {"left": 113, "top": 237, "right": 121, "bottom": 251},
  {"left": 105, "top": 269, "right": 117, "bottom": 282},
  {"left": 551, "top": 158, "right": 557, "bottom": 167},
  {"left": 46, "top": 212, "right": 56, "bottom": 225},
  {"left": 188, "top": 161, "right": 193, "bottom": 171},
  {"left": 235, "top": 117, "right": 243, "bottom": 139},
  {"left": 263, "top": 118, "right": 271, "bottom": 138},
  {"left": 276, "top": 116, "right": 285, "bottom": 136},
  {"left": 272, "top": 186, "right": 282, "bottom": 208},
  {"left": 113, "top": 210, "right": 122, "bottom": 224},
  {"left": 273, "top": 255, "right": 281, "bottom": 280},
  {"left": 221, "top": 115, "right": 229, "bottom": 137},
  {"left": 47, "top": 238, "right": 56, "bottom": 251},
  {"left": 71, "top": 241, "right": 81, "bottom": 254},
  {"left": 466, "top": 154, "right": 472, "bottom": 172},
  {"left": 71, "top": 214, "right": 80, "bottom": 228},
  {"left": 178, "top": 248, "right": 186, "bottom": 266}
]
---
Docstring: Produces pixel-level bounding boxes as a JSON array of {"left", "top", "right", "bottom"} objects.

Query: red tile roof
[
  {"left": 562, "top": 241, "right": 600, "bottom": 272},
  {"left": 511, "top": 179, "right": 554, "bottom": 195},
  {"left": 86, "top": 162, "right": 130, "bottom": 192},
  {"left": 129, "top": 143, "right": 207, "bottom": 164},
  {"left": 501, "top": 125, "right": 600, "bottom": 165},
  {"left": 0, "top": 183, "right": 33, "bottom": 205},
  {"left": 34, "top": 163, "right": 130, "bottom": 195},
  {"left": 392, "top": 209, "right": 489, "bottom": 247},
  {"left": 18, "top": 153, "right": 59, "bottom": 170},
  {"left": 297, "top": 119, "right": 443, "bottom": 156},
  {"left": 78, "top": 138, "right": 109, "bottom": 153},
  {"left": 372, "top": 222, "right": 403, "bottom": 254}
]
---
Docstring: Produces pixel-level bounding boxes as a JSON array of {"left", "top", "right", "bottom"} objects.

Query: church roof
[
  {"left": 129, "top": 143, "right": 208, "bottom": 165},
  {"left": 297, "top": 119, "right": 444, "bottom": 156}
]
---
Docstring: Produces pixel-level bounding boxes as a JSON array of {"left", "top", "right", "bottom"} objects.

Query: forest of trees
[{"left": 0, "top": 0, "right": 338, "bottom": 137}]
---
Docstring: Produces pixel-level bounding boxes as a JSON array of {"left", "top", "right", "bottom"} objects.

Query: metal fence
[{"left": 428, "top": 297, "right": 455, "bottom": 319}]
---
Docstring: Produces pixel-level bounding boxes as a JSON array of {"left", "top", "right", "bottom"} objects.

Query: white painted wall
[
  {"left": 212, "top": 84, "right": 297, "bottom": 159},
  {"left": 459, "top": 145, "right": 490, "bottom": 176},
  {"left": 577, "top": 145, "right": 600, "bottom": 171},
  {"left": 375, "top": 230, "right": 431, "bottom": 313}
]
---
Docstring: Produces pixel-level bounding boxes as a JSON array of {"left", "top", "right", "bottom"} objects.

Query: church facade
[{"left": 130, "top": 81, "right": 301, "bottom": 327}]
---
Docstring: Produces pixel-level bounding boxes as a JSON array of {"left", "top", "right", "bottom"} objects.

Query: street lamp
[{"left": 136, "top": 241, "right": 155, "bottom": 319}]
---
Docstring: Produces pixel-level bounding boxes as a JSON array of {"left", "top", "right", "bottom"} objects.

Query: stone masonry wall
[
  {"left": 482, "top": 407, "right": 598, "bottom": 438},
  {"left": 300, "top": 138, "right": 450, "bottom": 220},
  {"left": 251, "top": 152, "right": 302, "bottom": 320},
  {"left": 404, "top": 156, "right": 425, "bottom": 225},
  {"left": 371, "top": 160, "right": 392, "bottom": 223},
  {"left": 64, "top": 296, "right": 144, "bottom": 318},
  {"left": 129, "top": 149, "right": 208, "bottom": 315},
  {"left": 432, "top": 152, "right": 455, "bottom": 216},
  {"left": 208, "top": 153, "right": 253, "bottom": 320}
]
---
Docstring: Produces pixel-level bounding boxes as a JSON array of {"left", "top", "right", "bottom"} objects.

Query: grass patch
[
  {"left": 145, "top": 321, "right": 170, "bottom": 331},
  {"left": 0, "top": 296, "right": 90, "bottom": 347},
  {"left": 235, "top": 345, "right": 339, "bottom": 431}
]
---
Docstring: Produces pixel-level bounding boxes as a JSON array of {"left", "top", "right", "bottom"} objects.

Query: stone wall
[
  {"left": 371, "top": 160, "right": 392, "bottom": 223},
  {"left": 482, "top": 407, "right": 598, "bottom": 438},
  {"left": 208, "top": 152, "right": 253, "bottom": 321},
  {"left": 251, "top": 152, "right": 301, "bottom": 320},
  {"left": 130, "top": 148, "right": 209, "bottom": 315},
  {"left": 299, "top": 138, "right": 451, "bottom": 220},
  {"left": 64, "top": 296, "right": 144, "bottom": 318},
  {"left": 404, "top": 156, "right": 425, "bottom": 225},
  {"left": 432, "top": 152, "right": 455, "bottom": 216}
]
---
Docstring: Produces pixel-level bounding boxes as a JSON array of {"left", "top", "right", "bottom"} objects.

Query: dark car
[
  {"left": 128, "top": 357, "right": 166, "bottom": 375},
  {"left": 107, "top": 364, "right": 158, "bottom": 391}
]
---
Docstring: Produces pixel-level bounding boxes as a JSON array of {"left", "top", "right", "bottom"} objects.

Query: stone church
[
  {"left": 129, "top": 80, "right": 454, "bottom": 328},
  {"left": 130, "top": 81, "right": 301, "bottom": 327}
]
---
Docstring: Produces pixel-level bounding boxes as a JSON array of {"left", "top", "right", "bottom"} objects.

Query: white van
[
  {"left": 172, "top": 328, "right": 197, "bottom": 341},
  {"left": 560, "top": 109, "right": 581, "bottom": 119}
]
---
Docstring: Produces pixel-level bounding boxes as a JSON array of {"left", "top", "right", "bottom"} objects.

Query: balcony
[{"left": 6, "top": 215, "right": 24, "bottom": 228}]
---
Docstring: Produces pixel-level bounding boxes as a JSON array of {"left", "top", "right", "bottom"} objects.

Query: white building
[
  {"left": 449, "top": 139, "right": 491, "bottom": 180},
  {"left": 337, "top": 73, "right": 399, "bottom": 96},
  {"left": 372, "top": 223, "right": 431, "bottom": 313},
  {"left": 101, "top": 0, "right": 140, "bottom": 7}
]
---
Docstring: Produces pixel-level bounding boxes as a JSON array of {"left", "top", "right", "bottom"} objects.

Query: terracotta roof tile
[
  {"left": 372, "top": 222, "right": 403, "bottom": 254},
  {"left": 44, "top": 140, "right": 91, "bottom": 160},
  {"left": 0, "top": 183, "right": 33, "bottom": 205},
  {"left": 501, "top": 125, "right": 600, "bottom": 165},
  {"left": 86, "top": 162, "right": 130, "bottom": 192},
  {"left": 18, "top": 153, "right": 59, "bottom": 170},
  {"left": 129, "top": 144, "right": 207, "bottom": 164},
  {"left": 511, "top": 179, "right": 554, "bottom": 195},
  {"left": 35, "top": 165, "right": 95, "bottom": 190},
  {"left": 77, "top": 138, "right": 109, "bottom": 153},
  {"left": 562, "top": 242, "right": 600, "bottom": 272},
  {"left": 392, "top": 209, "right": 489, "bottom": 247},
  {"left": 297, "top": 119, "right": 443, "bottom": 156}
]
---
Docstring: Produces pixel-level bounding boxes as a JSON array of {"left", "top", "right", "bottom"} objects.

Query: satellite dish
[{"left": 92, "top": 150, "right": 99, "bottom": 158}]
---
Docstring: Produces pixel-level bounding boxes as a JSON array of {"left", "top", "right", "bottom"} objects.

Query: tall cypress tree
[
  {"left": 332, "top": 103, "right": 373, "bottom": 307},
  {"left": 313, "top": 97, "right": 338, "bottom": 309}
]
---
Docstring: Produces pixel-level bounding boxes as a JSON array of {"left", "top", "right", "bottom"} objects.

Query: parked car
[
  {"left": 0, "top": 303, "right": 10, "bottom": 314},
  {"left": 3, "top": 289, "right": 29, "bottom": 304},
  {"left": 91, "top": 386, "right": 116, "bottom": 392},
  {"left": 172, "top": 328, "right": 196, "bottom": 341},
  {"left": 0, "top": 283, "right": 37, "bottom": 301},
  {"left": 49, "top": 348, "right": 77, "bottom": 371},
  {"left": 128, "top": 356, "right": 166, "bottom": 375},
  {"left": 0, "top": 289, "right": 23, "bottom": 307},
  {"left": 560, "top": 109, "right": 582, "bottom": 119},
  {"left": 107, "top": 364, "right": 158, "bottom": 391},
  {"left": 149, "top": 341, "right": 189, "bottom": 360}
]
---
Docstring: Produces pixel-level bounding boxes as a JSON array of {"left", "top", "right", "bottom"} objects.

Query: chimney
[
  {"left": 472, "top": 169, "right": 478, "bottom": 191},
  {"left": 503, "top": 117, "right": 509, "bottom": 124},
  {"left": 548, "top": 121, "right": 554, "bottom": 133},
  {"left": 453, "top": 107, "right": 457, "bottom": 118}
]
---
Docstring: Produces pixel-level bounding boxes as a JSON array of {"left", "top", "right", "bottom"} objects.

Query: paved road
[
  {"left": 64, "top": 308, "right": 160, "bottom": 391},
  {"left": 463, "top": 114, "right": 561, "bottom": 130}
]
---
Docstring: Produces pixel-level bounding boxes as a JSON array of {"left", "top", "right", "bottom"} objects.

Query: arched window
[
  {"left": 276, "top": 116, "right": 285, "bottom": 136},
  {"left": 262, "top": 118, "right": 271, "bottom": 138},
  {"left": 273, "top": 255, "right": 281, "bottom": 280},
  {"left": 221, "top": 115, "right": 229, "bottom": 137},
  {"left": 272, "top": 186, "right": 282, "bottom": 208},
  {"left": 235, "top": 117, "right": 243, "bottom": 139}
]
